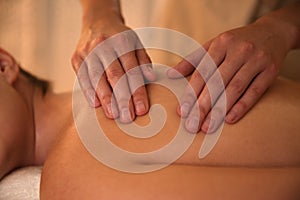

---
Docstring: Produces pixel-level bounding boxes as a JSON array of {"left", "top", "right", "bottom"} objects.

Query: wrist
[
  {"left": 254, "top": 13, "right": 299, "bottom": 51},
  {"left": 81, "top": 13, "right": 125, "bottom": 37},
  {"left": 81, "top": 4, "right": 125, "bottom": 29}
]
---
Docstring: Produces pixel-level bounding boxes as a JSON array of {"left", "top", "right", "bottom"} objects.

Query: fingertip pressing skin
[
  {"left": 185, "top": 116, "right": 200, "bottom": 133},
  {"left": 132, "top": 87, "right": 149, "bottom": 116},
  {"left": 225, "top": 109, "right": 239, "bottom": 124},
  {"left": 118, "top": 51, "right": 150, "bottom": 117},
  {"left": 166, "top": 68, "right": 182, "bottom": 79},
  {"left": 141, "top": 64, "right": 156, "bottom": 82}
]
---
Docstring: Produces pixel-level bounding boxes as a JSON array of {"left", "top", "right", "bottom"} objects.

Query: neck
[
  {"left": 15, "top": 75, "right": 73, "bottom": 165},
  {"left": 34, "top": 89, "right": 73, "bottom": 165}
]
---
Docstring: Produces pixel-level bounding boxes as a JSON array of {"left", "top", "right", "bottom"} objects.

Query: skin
[
  {"left": 72, "top": 0, "right": 156, "bottom": 123},
  {"left": 73, "top": 1, "right": 300, "bottom": 133},
  {"left": 0, "top": 48, "right": 299, "bottom": 199},
  {"left": 168, "top": 2, "right": 300, "bottom": 133},
  {"left": 0, "top": 48, "right": 72, "bottom": 179},
  {"left": 41, "top": 76, "right": 300, "bottom": 199}
]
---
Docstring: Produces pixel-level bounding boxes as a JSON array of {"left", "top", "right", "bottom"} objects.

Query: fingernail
[
  {"left": 147, "top": 65, "right": 153, "bottom": 72},
  {"left": 135, "top": 101, "right": 146, "bottom": 115},
  {"left": 202, "top": 118, "right": 215, "bottom": 133},
  {"left": 120, "top": 108, "right": 132, "bottom": 123},
  {"left": 87, "top": 90, "right": 96, "bottom": 107},
  {"left": 107, "top": 103, "right": 119, "bottom": 118},
  {"left": 186, "top": 116, "right": 200, "bottom": 133},
  {"left": 144, "top": 65, "right": 156, "bottom": 82},
  {"left": 226, "top": 112, "right": 237, "bottom": 123},
  {"left": 167, "top": 68, "right": 182, "bottom": 79},
  {"left": 180, "top": 103, "right": 190, "bottom": 118}
]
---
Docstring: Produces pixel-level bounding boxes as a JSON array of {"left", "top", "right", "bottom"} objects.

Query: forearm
[
  {"left": 80, "top": 0, "right": 124, "bottom": 30},
  {"left": 254, "top": 2, "right": 300, "bottom": 50}
]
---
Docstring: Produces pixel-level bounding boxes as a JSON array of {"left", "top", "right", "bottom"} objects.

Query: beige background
[{"left": 0, "top": 0, "right": 299, "bottom": 93}]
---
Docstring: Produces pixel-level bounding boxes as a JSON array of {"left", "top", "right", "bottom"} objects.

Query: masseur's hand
[
  {"left": 72, "top": 11, "right": 155, "bottom": 123},
  {"left": 168, "top": 14, "right": 297, "bottom": 133}
]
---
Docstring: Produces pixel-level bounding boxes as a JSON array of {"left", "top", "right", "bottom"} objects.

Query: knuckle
[
  {"left": 186, "top": 49, "right": 202, "bottom": 67},
  {"left": 139, "top": 49, "right": 151, "bottom": 61},
  {"left": 126, "top": 30, "right": 138, "bottom": 41},
  {"left": 78, "top": 43, "right": 90, "bottom": 55},
  {"left": 255, "top": 49, "right": 269, "bottom": 61},
  {"left": 239, "top": 41, "right": 254, "bottom": 54},
  {"left": 106, "top": 67, "right": 124, "bottom": 80},
  {"left": 126, "top": 67, "right": 141, "bottom": 77},
  {"left": 89, "top": 65, "right": 103, "bottom": 77},
  {"left": 94, "top": 35, "right": 107, "bottom": 43},
  {"left": 218, "top": 32, "right": 235, "bottom": 44},
  {"left": 211, "top": 106, "right": 225, "bottom": 119},
  {"left": 268, "top": 63, "right": 279, "bottom": 77},
  {"left": 182, "top": 90, "right": 198, "bottom": 105},
  {"left": 99, "top": 94, "right": 112, "bottom": 105},
  {"left": 235, "top": 100, "right": 248, "bottom": 113},
  {"left": 76, "top": 70, "right": 87, "bottom": 81},
  {"left": 192, "top": 70, "right": 204, "bottom": 81},
  {"left": 230, "top": 78, "right": 246, "bottom": 94},
  {"left": 133, "top": 89, "right": 146, "bottom": 102},
  {"left": 116, "top": 34, "right": 127, "bottom": 45},
  {"left": 199, "top": 106, "right": 208, "bottom": 121},
  {"left": 119, "top": 33, "right": 135, "bottom": 46},
  {"left": 120, "top": 53, "right": 135, "bottom": 63},
  {"left": 71, "top": 55, "right": 81, "bottom": 70},
  {"left": 198, "top": 66, "right": 212, "bottom": 81},
  {"left": 249, "top": 85, "right": 262, "bottom": 98},
  {"left": 198, "top": 99, "right": 210, "bottom": 115},
  {"left": 90, "top": 73, "right": 102, "bottom": 85},
  {"left": 116, "top": 97, "right": 131, "bottom": 108}
]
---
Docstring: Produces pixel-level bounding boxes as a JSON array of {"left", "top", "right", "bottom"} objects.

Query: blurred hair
[{"left": 19, "top": 66, "right": 50, "bottom": 95}]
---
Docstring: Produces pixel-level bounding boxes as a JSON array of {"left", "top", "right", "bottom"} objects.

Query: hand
[
  {"left": 72, "top": 20, "right": 156, "bottom": 123},
  {"left": 167, "top": 20, "right": 290, "bottom": 133}
]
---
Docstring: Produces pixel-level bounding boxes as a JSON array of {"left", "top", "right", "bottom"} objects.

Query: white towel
[{"left": 0, "top": 167, "right": 41, "bottom": 200}]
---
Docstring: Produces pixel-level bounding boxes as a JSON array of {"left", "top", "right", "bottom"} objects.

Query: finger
[
  {"left": 106, "top": 58, "right": 135, "bottom": 123},
  {"left": 201, "top": 111, "right": 225, "bottom": 134},
  {"left": 119, "top": 51, "right": 149, "bottom": 116},
  {"left": 184, "top": 96, "right": 206, "bottom": 133},
  {"left": 86, "top": 53, "right": 118, "bottom": 118},
  {"left": 72, "top": 40, "right": 93, "bottom": 66},
  {"left": 185, "top": 58, "right": 238, "bottom": 133},
  {"left": 177, "top": 67, "right": 206, "bottom": 118},
  {"left": 184, "top": 72, "right": 224, "bottom": 133},
  {"left": 71, "top": 52, "right": 83, "bottom": 73},
  {"left": 225, "top": 68, "right": 276, "bottom": 124},
  {"left": 202, "top": 38, "right": 214, "bottom": 51},
  {"left": 186, "top": 36, "right": 258, "bottom": 123},
  {"left": 194, "top": 51, "right": 247, "bottom": 117},
  {"left": 136, "top": 48, "right": 156, "bottom": 82},
  {"left": 224, "top": 61, "right": 264, "bottom": 113},
  {"left": 194, "top": 67, "right": 241, "bottom": 132},
  {"left": 86, "top": 53, "right": 104, "bottom": 90},
  {"left": 167, "top": 48, "right": 205, "bottom": 79},
  {"left": 97, "top": 74, "right": 119, "bottom": 119},
  {"left": 178, "top": 42, "right": 226, "bottom": 118},
  {"left": 178, "top": 55, "right": 217, "bottom": 117},
  {"left": 200, "top": 90, "right": 226, "bottom": 133},
  {"left": 75, "top": 56, "right": 100, "bottom": 107}
]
